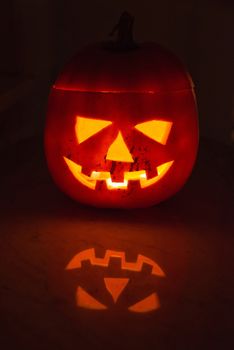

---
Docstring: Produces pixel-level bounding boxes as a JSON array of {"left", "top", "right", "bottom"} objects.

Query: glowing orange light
[
  {"left": 135, "top": 120, "right": 173, "bottom": 145},
  {"left": 64, "top": 157, "right": 174, "bottom": 190},
  {"left": 76, "top": 286, "right": 107, "bottom": 310},
  {"left": 124, "top": 170, "right": 146, "bottom": 181},
  {"left": 67, "top": 249, "right": 166, "bottom": 313},
  {"left": 45, "top": 36, "right": 199, "bottom": 209},
  {"left": 76, "top": 285, "right": 160, "bottom": 312},
  {"left": 104, "top": 278, "right": 129, "bottom": 303},
  {"left": 64, "top": 118, "right": 174, "bottom": 191},
  {"left": 66, "top": 248, "right": 165, "bottom": 277},
  {"left": 76, "top": 116, "right": 112, "bottom": 144},
  {"left": 64, "top": 157, "right": 96, "bottom": 189},
  {"left": 106, "top": 131, "right": 134, "bottom": 163},
  {"left": 106, "top": 178, "right": 128, "bottom": 189},
  {"left": 128, "top": 293, "right": 160, "bottom": 313},
  {"left": 140, "top": 160, "right": 174, "bottom": 188}
]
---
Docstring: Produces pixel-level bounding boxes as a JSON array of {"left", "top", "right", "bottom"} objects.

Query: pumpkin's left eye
[
  {"left": 135, "top": 120, "right": 173, "bottom": 145},
  {"left": 76, "top": 116, "right": 112, "bottom": 144}
]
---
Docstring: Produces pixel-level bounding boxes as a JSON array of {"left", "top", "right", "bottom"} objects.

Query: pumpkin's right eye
[
  {"left": 135, "top": 120, "right": 173, "bottom": 145},
  {"left": 76, "top": 116, "right": 112, "bottom": 144}
]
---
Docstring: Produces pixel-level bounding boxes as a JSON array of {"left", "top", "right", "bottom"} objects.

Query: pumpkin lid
[{"left": 53, "top": 43, "right": 194, "bottom": 93}]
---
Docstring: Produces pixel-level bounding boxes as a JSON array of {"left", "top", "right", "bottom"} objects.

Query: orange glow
[
  {"left": 66, "top": 248, "right": 165, "bottom": 277},
  {"left": 106, "top": 132, "right": 134, "bottom": 162},
  {"left": 140, "top": 160, "right": 174, "bottom": 188},
  {"left": 46, "top": 37, "right": 199, "bottom": 209},
  {"left": 124, "top": 170, "right": 146, "bottom": 181},
  {"left": 76, "top": 116, "right": 112, "bottom": 144},
  {"left": 106, "top": 178, "right": 128, "bottom": 189},
  {"left": 64, "top": 157, "right": 173, "bottom": 190},
  {"left": 135, "top": 120, "right": 173, "bottom": 145},
  {"left": 128, "top": 293, "right": 160, "bottom": 313},
  {"left": 90, "top": 171, "right": 110, "bottom": 180},
  {"left": 63, "top": 157, "right": 96, "bottom": 189},
  {"left": 76, "top": 286, "right": 160, "bottom": 312},
  {"left": 104, "top": 278, "right": 129, "bottom": 303},
  {"left": 76, "top": 286, "right": 107, "bottom": 310},
  {"left": 67, "top": 249, "right": 165, "bottom": 313}
]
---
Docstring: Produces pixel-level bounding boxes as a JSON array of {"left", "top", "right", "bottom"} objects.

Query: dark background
[
  {"left": 0, "top": 1, "right": 233, "bottom": 350},
  {"left": 0, "top": 0, "right": 234, "bottom": 148}
]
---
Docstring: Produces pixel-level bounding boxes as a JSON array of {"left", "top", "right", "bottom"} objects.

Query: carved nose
[{"left": 106, "top": 131, "right": 134, "bottom": 163}]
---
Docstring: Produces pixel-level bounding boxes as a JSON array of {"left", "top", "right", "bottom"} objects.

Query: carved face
[
  {"left": 45, "top": 44, "right": 198, "bottom": 208},
  {"left": 66, "top": 249, "right": 165, "bottom": 313},
  {"left": 64, "top": 114, "right": 173, "bottom": 190}
]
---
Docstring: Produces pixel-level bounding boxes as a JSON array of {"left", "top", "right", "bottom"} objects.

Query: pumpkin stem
[{"left": 103, "top": 12, "right": 138, "bottom": 51}]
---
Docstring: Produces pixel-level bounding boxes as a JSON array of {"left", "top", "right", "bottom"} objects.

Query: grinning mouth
[{"left": 64, "top": 157, "right": 174, "bottom": 190}]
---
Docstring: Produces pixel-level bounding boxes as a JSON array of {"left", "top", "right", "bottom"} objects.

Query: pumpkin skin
[{"left": 45, "top": 43, "right": 198, "bottom": 208}]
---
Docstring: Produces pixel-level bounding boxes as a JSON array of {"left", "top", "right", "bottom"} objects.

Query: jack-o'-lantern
[
  {"left": 66, "top": 248, "right": 165, "bottom": 313},
  {"left": 45, "top": 13, "right": 198, "bottom": 208}
]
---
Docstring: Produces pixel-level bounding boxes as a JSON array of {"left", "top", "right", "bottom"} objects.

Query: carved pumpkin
[
  {"left": 45, "top": 37, "right": 198, "bottom": 208},
  {"left": 66, "top": 248, "right": 165, "bottom": 313}
]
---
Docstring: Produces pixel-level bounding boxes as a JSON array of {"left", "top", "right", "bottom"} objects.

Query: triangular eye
[
  {"left": 76, "top": 116, "right": 112, "bottom": 144},
  {"left": 128, "top": 293, "right": 160, "bottom": 313},
  {"left": 135, "top": 120, "right": 173, "bottom": 145},
  {"left": 76, "top": 286, "right": 107, "bottom": 310}
]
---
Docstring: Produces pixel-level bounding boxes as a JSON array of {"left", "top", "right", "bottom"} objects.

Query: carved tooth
[
  {"left": 106, "top": 178, "right": 128, "bottom": 190},
  {"left": 64, "top": 156, "right": 174, "bottom": 191},
  {"left": 124, "top": 170, "right": 146, "bottom": 181},
  {"left": 91, "top": 171, "right": 110, "bottom": 180},
  {"left": 140, "top": 161, "right": 174, "bottom": 188}
]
